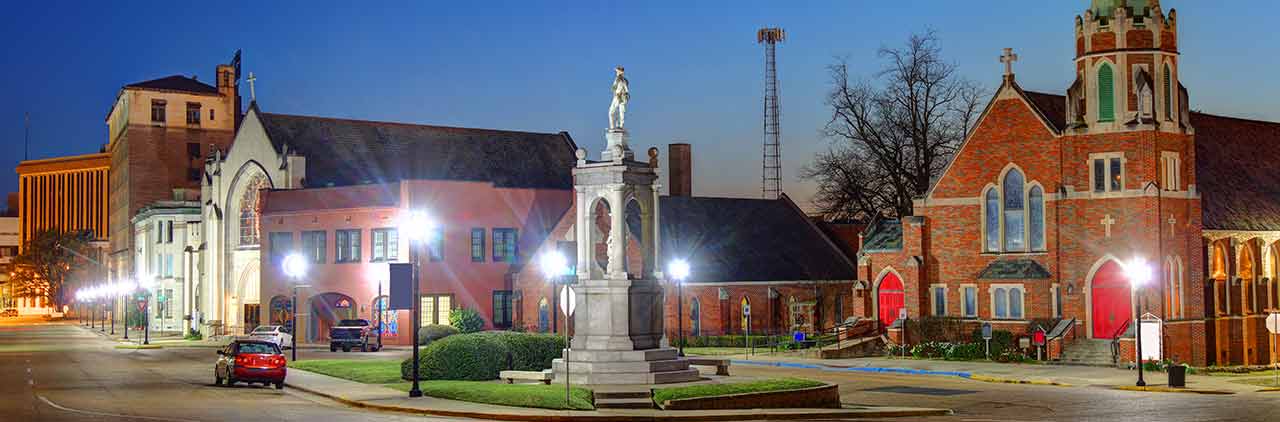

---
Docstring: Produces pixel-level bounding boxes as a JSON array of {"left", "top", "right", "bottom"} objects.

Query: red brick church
[{"left": 859, "top": 0, "right": 1280, "bottom": 367}]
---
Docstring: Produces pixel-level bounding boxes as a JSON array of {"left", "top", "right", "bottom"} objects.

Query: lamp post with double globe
[{"left": 538, "top": 250, "right": 574, "bottom": 407}]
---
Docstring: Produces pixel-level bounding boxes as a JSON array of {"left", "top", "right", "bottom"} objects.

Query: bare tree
[{"left": 803, "top": 31, "right": 983, "bottom": 220}]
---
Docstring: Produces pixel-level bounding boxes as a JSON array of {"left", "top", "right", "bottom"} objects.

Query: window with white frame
[
  {"left": 1051, "top": 283, "right": 1062, "bottom": 318},
  {"left": 961, "top": 285, "right": 978, "bottom": 318},
  {"left": 982, "top": 167, "right": 1046, "bottom": 253},
  {"left": 1161, "top": 151, "right": 1180, "bottom": 191},
  {"left": 1090, "top": 152, "right": 1125, "bottom": 194},
  {"left": 930, "top": 285, "right": 947, "bottom": 316},
  {"left": 991, "top": 285, "right": 1025, "bottom": 320}
]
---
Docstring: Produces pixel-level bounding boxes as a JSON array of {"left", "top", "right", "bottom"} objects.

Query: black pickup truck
[{"left": 329, "top": 319, "right": 380, "bottom": 352}]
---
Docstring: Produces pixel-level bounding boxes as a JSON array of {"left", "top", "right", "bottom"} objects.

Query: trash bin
[{"left": 1167, "top": 364, "right": 1186, "bottom": 388}]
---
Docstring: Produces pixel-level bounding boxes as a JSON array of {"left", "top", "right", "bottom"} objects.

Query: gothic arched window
[
  {"left": 1002, "top": 169, "right": 1026, "bottom": 251},
  {"left": 1028, "top": 186, "right": 1045, "bottom": 251},
  {"left": 1098, "top": 63, "right": 1115, "bottom": 122},
  {"left": 1163, "top": 64, "right": 1173, "bottom": 120},
  {"left": 984, "top": 188, "right": 1000, "bottom": 253},
  {"left": 238, "top": 175, "right": 269, "bottom": 246}
]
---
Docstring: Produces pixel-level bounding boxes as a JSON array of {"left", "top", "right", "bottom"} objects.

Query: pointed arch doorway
[
  {"left": 1090, "top": 260, "right": 1132, "bottom": 339},
  {"left": 877, "top": 272, "right": 905, "bottom": 328}
]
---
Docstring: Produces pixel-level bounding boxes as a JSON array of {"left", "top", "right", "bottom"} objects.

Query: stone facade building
[
  {"left": 131, "top": 200, "right": 203, "bottom": 335},
  {"left": 858, "top": 0, "right": 1280, "bottom": 366}
]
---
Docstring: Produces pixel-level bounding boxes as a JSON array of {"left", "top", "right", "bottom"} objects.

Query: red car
[{"left": 215, "top": 339, "right": 287, "bottom": 389}]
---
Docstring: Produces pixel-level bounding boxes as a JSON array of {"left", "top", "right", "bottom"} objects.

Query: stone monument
[{"left": 550, "top": 67, "right": 698, "bottom": 385}]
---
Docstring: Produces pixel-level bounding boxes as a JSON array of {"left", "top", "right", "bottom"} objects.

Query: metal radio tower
[{"left": 758, "top": 27, "right": 785, "bottom": 200}]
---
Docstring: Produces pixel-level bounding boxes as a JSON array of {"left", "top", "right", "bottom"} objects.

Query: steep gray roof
[
  {"left": 640, "top": 195, "right": 857, "bottom": 283},
  {"left": 256, "top": 111, "right": 577, "bottom": 189},
  {"left": 977, "top": 259, "right": 1052, "bottom": 280},
  {"left": 861, "top": 219, "right": 903, "bottom": 252}
]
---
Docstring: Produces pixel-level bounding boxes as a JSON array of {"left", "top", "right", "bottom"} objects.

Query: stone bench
[
  {"left": 686, "top": 358, "right": 731, "bottom": 376},
  {"left": 500, "top": 370, "right": 553, "bottom": 385}
]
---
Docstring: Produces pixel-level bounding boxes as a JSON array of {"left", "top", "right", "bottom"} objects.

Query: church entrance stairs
[{"left": 1058, "top": 339, "right": 1118, "bottom": 367}]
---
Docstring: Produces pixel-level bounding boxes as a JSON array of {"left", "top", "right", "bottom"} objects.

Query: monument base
[
  {"left": 551, "top": 347, "right": 700, "bottom": 385},
  {"left": 601, "top": 128, "right": 634, "bottom": 162}
]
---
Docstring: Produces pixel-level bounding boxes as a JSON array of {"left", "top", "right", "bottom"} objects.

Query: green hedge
[
  {"left": 418, "top": 324, "right": 459, "bottom": 346},
  {"left": 449, "top": 308, "right": 485, "bottom": 333},
  {"left": 674, "top": 335, "right": 776, "bottom": 348},
  {"left": 402, "top": 331, "right": 566, "bottom": 381}
]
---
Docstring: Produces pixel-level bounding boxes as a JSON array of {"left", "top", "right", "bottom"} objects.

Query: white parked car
[{"left": 249, "top": 325, "right": 293, "bottom": 349}]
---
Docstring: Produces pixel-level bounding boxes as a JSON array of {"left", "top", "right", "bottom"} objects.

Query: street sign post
[
  {"left": 559, "top": 286, "right": 576, "bottom": 316},
  {"left": 899, "top": 308, "right": 909, "bottom": 359},
  {"left": 743, "top": 301, "right": 752, "bottom": 355},
  {"left": 981, "top": 322, "right": 993, "bottom": 359},
  {"left": 1267, "top": 313, "right": 1280, "bottom": 387},
  {"left": 557, "top": 283, "right": 576, "bottom": 407}
]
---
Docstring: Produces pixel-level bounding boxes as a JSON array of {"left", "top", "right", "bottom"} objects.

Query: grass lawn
[
  {"left": 652, "top": 378, "right": 824, "bottom": 404},
  {"left": 384, "top": 381, "right": 594, "bottom": 410},
  {"left": 1227, "top": 376, "right": 1280, "bottom": 387},
  {"left": 1205, "top": 369, "right": 1280, "bottom": 377},
  {"left": 289, "top": 359, "right": 405, "bottom": 384}
]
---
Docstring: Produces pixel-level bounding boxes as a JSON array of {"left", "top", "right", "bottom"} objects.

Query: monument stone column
[{"left": 551, "top": 67, "right": 697, "bottom": 385}]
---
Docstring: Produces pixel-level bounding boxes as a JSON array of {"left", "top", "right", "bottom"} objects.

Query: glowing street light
[
  {"left": 139, "top": 275, "right": 159, "bottom": 345},
  {"left": 539, "top": 250, "right": 575, "bottom": 407},
  {"left": 282, "top": 253, "right": 309, "bottom": 362},
  {"left": 399, "top": 209, "right": 437, "bottom": 399},
  {"left": 668, "top": 259, "right": 691, "bottom": 357},
  {"left": 1125, "top": 257, "right": 1152, "bottom": 387}
]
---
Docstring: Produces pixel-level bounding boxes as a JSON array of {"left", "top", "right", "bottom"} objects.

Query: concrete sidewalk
[
  {"left": 282, "top": 368, "right": 951, "bottom": 421},
  {"left": 718, "top": 353, "right": 1252, "bottom": 393}
]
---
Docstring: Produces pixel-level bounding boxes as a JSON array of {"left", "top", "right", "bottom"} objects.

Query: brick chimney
[{"left": 668, "top": 143, "right": 692, "bottom": 197}]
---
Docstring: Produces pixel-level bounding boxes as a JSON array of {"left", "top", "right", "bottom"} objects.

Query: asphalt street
[
  {"left": 0, "top": 317, "right": 464, "bottom": 421},
  {"left": 4, "top": 316, "right": 1278, "bottom": 421}
]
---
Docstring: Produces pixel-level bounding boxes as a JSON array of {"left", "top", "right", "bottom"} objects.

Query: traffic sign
[
  {"left": 1267, "top": 313, "right": 1280, "bottom": 334},
  {"left": 559, "top": 286, "right": 576, "bottom": 316},
  {"left": 981, "top": 322, "right": 993, "bottom": 340},
  {"left": 898, "top": 308, "right": 907, "bottom": 321}
]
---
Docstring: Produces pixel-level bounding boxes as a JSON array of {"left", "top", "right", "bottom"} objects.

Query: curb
[
  {"left": 732, "top": 359, "right": 972, "bottom": 378},
  {"left": 114, "top": 344, "right": 164, "bottom": 350},
  {"left": 968, "top": 374, "right": 1071, "bottom": 387},
  {"left": 1255, "top": 387, "right": 1280, "bottom": 393},
  {"left": 1112, "top": 385, "right": 1235, "bottom": 395},
  {"left": 284, "top": 380, "right": 951, "bottom": 421}
]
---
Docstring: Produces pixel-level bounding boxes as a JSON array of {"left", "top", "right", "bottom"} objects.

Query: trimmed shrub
[
  {"left": 476, "top": 331, "right": 566, "bottom": 371},
  {"left": 449, "top": 308, "right": 485, "bottom": 333},
  {"left": 418, "top": 324, "right": 459, "bottom": 346},
  {"left": 401, "top": 331, "right": 567, "bottom": 381},
  {"left": 972, "top": 328, "right": 1015, "bottom": 356},
  {"left": 401, "top": 333, "right": 507, "bottom": 381}
]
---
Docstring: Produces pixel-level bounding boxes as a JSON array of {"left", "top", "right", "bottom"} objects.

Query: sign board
[
  {"left": 1137, "top": 313, "right": 1163, "bottom": 362},
  {"left": 1019, "top": 337, "right": 1031, "bottom": 348},
  {"left": 388, "top": 263, "right": 414, "bottom": 310},
  {"left": 1032, "top": 328, "right": 1046, "bottom": 346},
  {"left": 898, "top": 308, "right": 908, "bottom": 321},
  {"left": 1267, "top": 313, "right": 1280, "bottom": 334},
  {"left": 981, "top": 322, "right": 993, "bottom": 340},
  {"left": 559, "top": 286, "right": 576, "bottom": 316},
  {"left": 793, "top": 331, "right": 805, "bottom": 343}
]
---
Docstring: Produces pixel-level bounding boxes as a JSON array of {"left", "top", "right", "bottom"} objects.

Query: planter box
[{"left": 658, "top": 383, "right": 840, "bottom": 410}]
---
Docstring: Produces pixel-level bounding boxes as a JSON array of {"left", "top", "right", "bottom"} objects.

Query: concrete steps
[
  {"left": 593, "top": 389, "right": 654, "bottom": 409},
  {"left": 1060, "top": 339, "right": 1116, "bottom": 367}
]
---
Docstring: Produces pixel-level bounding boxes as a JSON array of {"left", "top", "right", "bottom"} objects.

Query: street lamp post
[
  {"left": 668, "top": 259, "right": 691, "bottom": 357},
  {"left": 140, "top": 276, "right": 157, "bottom": 345},
  {"left": 368, "top": 264, "right": 386, "bottom": 351},
  {"left": 1125, "top": 258, "right": 1152, "bottom": 387},
  {"left": 283, "top": 254, "right": 310, "bottom": 362},
  {"left": 110, "top": 283, "right": 116, "bottom": 335},
  {"left": 539, "top": 251, "right": 573, "bottom": 407},
  {"left": 121, "top": 280, "right": 136, "bottom": 341},
  {"left": 402, "top": 210, "right": 435, "bottom": 399}
]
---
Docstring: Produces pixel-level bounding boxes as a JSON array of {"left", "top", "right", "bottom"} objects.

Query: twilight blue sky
[{"left": 2, "top": 1, "right": 1278, "bottom": 212}]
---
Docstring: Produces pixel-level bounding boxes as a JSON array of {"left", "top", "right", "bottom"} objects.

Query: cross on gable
[
  {"left": 247, "top": 72, "right": 258, "bottom": 102},
  {"left": 1101, "top": 214, "right": 1116, "bottom": 238},
  {"left": 1000, "top": 48, "right": 1018, "bottom": 77}
]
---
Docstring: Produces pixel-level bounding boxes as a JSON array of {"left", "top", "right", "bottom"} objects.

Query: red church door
[
  {"left": 878, "top": 273, "right": 905, "bottom": 328},
  {"left": 1091, "top": 261, "right": 1132, "bottom": 339}
]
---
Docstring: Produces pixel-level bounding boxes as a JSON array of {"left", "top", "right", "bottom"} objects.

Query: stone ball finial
[
  {"left": 647, "top": 147, "right": 659, "bottom": 168},
  {"left": 575, "top": 148, "right": 587, "bottom": 160}
]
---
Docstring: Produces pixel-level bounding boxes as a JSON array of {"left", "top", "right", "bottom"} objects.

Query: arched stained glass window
[
  {"left": 984, "top": 188, "right": 1000, "bottom": 252},
  {"left": 1028, "top": 186, "right": 1045, "bottom": 251},
  {"left": 238, "top": 175, "right": 269, "bottom": 246},
  {"left": 1002, "top": 169, "right": 1025, "bottom": 251},
  {"left": 1098, "top": 63, "right": 1115, "bottom": 122}
]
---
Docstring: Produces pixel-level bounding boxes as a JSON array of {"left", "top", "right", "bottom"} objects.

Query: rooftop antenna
[
  {"left": 24, "top": 112, "right": 30, "bottom": 160},
  {"left": 758, "top": 27, "right": 785, "bottom": 200}
]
